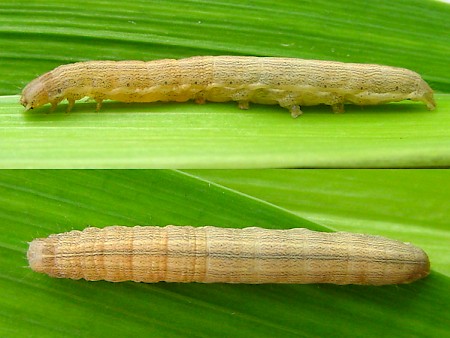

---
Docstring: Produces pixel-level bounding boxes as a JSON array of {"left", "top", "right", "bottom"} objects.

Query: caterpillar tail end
[
  {"left": 403, "top": 246, "right": 431, "bottom": 284},
  {"left": 424, "top": 92, "right": 436, "bottom": 111},
  {"left": 416, "top": 78, "right": 436, "bottom": 111}
]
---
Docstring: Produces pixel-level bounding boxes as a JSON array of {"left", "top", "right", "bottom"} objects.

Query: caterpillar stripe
[
  {"left": 27, "top": 225, "right": 430, "bottom": 285},
  {"left": 20, "top": 56, "right": 435, "bottom": 117}
]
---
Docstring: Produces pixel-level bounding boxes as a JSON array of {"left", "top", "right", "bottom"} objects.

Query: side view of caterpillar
[
  {"left": 20, "top": 56, "right": 435, "bottom": 117},
  {"left": 27, "top": 225, "right": 430, "bottom": 285}
]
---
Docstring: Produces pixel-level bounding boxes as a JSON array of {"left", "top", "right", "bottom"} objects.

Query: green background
[
  {"left": 0, "top": 0, "right": 449, "bottom": 168},
  {"left": 0, "top": 170, "right": 449, "bottom": 337}
]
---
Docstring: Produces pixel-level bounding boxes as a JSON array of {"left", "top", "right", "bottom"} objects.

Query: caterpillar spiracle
[
  {"left": 20, "top": 56, "right": 435, "bottom": 117},
  {"left": 27, "top": 225, "right": 430, "bottom": 285}
]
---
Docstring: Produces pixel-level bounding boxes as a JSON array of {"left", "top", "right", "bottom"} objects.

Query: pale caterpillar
[
  {"left": 20, "top": 56, "right": 435, "bottom": 117},
  {"left": 27, "top": 225, "right": 430, "bottom": 285}
]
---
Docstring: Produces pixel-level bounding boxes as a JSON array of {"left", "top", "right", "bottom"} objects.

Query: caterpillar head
[{"left": 20, "top": 77, "right": 49, "bottom": 110}]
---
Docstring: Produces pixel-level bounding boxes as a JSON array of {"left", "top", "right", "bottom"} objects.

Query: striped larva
[
  {"left": 20, "top": 56, "right": 435, "bottom": 117},
  {"left": 27, "top": 225, "right": 430, "bottom": 285}
]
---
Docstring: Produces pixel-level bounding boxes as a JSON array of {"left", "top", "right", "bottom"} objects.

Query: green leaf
[
  {"left": 0, "top": 170, "right": 449, "bottom": 337},
  {"left": 1, "top": 94, "right": 450, "bottom": 168},
  {"left": 1, "top": 0, "right": 449, "bottom": 168}
]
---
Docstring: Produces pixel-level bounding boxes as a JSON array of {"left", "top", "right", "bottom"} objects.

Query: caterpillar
[
  {"left": 27, "top": 225, "right": 430, "bottom": 285},
  {"left": 20, "top": 56, "right": 435, "bottom": 117}
]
